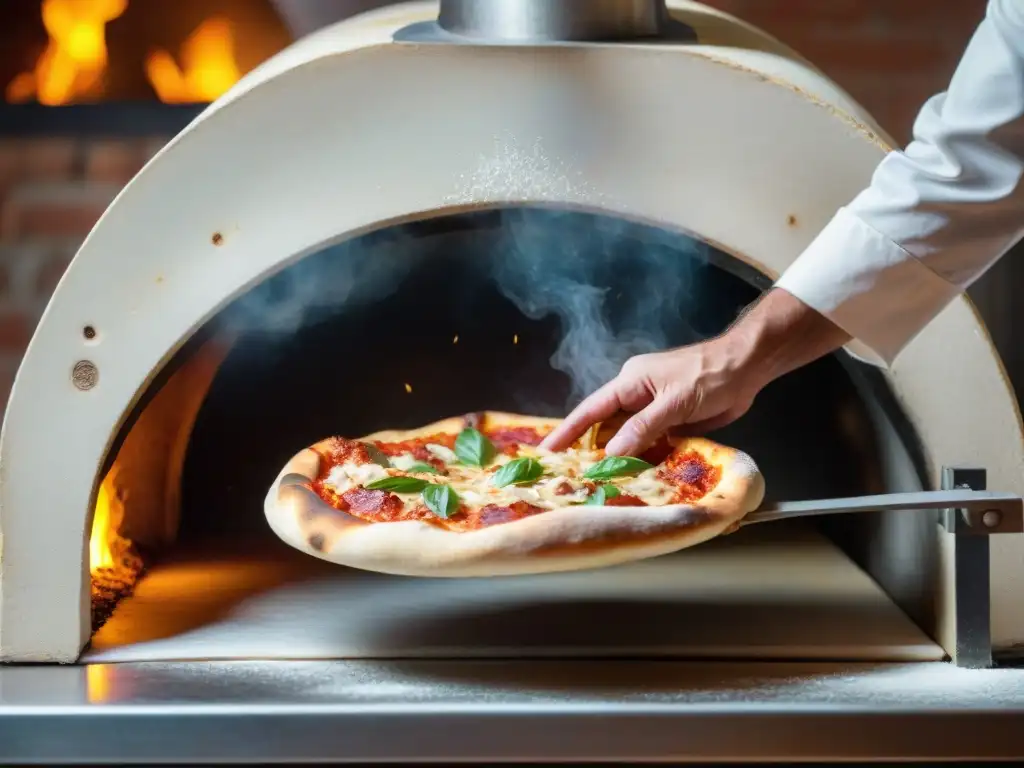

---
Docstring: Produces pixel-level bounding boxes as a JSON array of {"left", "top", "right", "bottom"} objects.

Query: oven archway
[{"left": 85, "top": 206, "right": 932, "bottom": 662}]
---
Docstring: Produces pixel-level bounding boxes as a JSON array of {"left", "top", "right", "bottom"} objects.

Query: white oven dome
[{"left": 1, "top": 0, "right": 1021, "bottom": 662}]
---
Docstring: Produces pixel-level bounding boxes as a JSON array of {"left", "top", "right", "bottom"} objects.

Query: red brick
[
  {"left": 782, "top": 35, "right": 948, "bottom": 75},
  {"left": 84, "top": 139, "right": 150, "bottom": 185},
  {"left": 0, "top": 311, "right": 33, "bottom": 354},
  {"left": 35, "top": 253, "right": 73, "bottom": 297},
  {"left": 712, "top": 0, "right": 868, "bottom": 25},
  {"left": 0, "top": 262, "right": 11, "bottom": 298},
  {"left": 1, "top": 183, "right": 117, "bottom": 241},
  {"left": 0, "top": 139, "right": 78, "bottom": 188},
  {"left": 142, "top": 137, "right": 172, "bottom": 162},
  {"left": 873, "top": 0, "right": 986, "bottom": 27},
  {"left": 0, "top": 360, "right": 18, "bottom": 411}
]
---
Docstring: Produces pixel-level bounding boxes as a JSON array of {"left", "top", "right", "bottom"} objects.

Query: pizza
[{"left": 263, "top": 411, "right": 764, "bottom": 577}]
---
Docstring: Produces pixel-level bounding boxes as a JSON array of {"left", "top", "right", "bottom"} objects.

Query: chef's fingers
[
  {"left": 673, "top": 400, "right": 752, "bottom": 437},
  {"left": 604, "top": 396, "right": 682, "bottom": 456},
  {"left": 541, "top": 380, "right": 625, "bottom": 451}
]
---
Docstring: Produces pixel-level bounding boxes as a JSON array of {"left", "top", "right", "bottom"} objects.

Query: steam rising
[
  {"left": 224, "top": 208, "right": 709, "bottom": 407},
  {"left": 227, "top": 228, "right": 420, "bottom": 335},
  {"left": 493, "top": 208, "right": 704, "bottom": 401}
]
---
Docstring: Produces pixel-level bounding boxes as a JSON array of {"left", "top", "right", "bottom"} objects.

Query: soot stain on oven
[{"left": 180, "top": 208, "right": 881, "bottom": 539}]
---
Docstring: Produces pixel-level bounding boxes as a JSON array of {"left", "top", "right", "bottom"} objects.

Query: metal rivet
[
  {"left": 982, "top": 510, "right": 1002, "bottom": 528},
  {"left": 83, "top": 325, "right": 96, "bottom": 340},
  {"left": 211, "top": 232, "right": 224, "bottom": 246},
  {"left": 72, "top": 360, "right": 98, "bottom": 391}
]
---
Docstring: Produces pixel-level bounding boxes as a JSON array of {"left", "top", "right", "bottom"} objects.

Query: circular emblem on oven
[{"left": 71, "top": 360, "right": 99, "bottom": 391}]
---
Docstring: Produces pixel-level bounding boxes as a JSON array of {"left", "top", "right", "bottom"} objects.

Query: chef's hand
[{"left": 540, "top": 288, "right": 851, "bottom": 456}]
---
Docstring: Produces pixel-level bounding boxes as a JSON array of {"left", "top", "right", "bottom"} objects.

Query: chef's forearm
[
  {"left": 777, "top": 0, "right": 1024, "bottom": 366},
  {"left": 728, "top": 288, "right": 850, "bottom": 389}
]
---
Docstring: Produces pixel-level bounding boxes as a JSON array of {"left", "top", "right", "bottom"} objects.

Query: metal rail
[{"left": 747, "top": 489, "right": 1024, "bottom": 535}]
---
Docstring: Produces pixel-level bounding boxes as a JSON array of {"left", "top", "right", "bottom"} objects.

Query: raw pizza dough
[{"left": 264, "top": 411, "right": 764, "bottom": 577}]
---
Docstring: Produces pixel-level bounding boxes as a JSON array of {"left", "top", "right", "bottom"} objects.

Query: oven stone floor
[{"left": 84, "top": 521, "right": 942, "bottom": 663}]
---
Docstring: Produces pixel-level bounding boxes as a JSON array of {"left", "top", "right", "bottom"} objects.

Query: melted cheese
[
  {"left": 320, "top": 446, "right": 687, "bottom": 513},
  {"left": 425, "top": 444, "right": 458, "bottom": 463}
]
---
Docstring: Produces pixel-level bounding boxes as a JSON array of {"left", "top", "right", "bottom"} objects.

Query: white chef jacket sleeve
[{"left": 775, "top": 0, "right": 1024, "bottom": 367}]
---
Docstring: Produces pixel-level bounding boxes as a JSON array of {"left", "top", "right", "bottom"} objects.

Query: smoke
[
  {"left": 222, "top": 208, "right": 709, "bottom": 408},
  {"left": 491, "top": 207, "right": 705, "bottom": 403},
  {"left": 224, "top": 227, "right": 420, "bottom": 336}
]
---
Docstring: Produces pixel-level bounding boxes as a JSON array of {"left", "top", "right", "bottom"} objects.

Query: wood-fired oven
[{"left": 2, "top": 1, "right": 1024, "bottom": 763}]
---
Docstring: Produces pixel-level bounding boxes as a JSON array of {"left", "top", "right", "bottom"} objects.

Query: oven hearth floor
[{"left": 84, "top": 522, "right": 942, "bottom": 662}]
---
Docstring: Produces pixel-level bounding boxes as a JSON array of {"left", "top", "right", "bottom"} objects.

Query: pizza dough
[{"left": 263, "top": 411, "right": 765, "bottom": 577}]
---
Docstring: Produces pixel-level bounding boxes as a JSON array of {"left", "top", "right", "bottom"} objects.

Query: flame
[
  {"left": 5, "top": 3, "right": 244, "bottom": 105},
  {"left": 89, "top": 465, "right": 142, "bottom": 630},
  {"left": 6, "top": 0, "right": 128, "bottom": 105},
  {"left": 90, "top": 470, "right": 129, "bottom": 573},
  {"left": 145, "top": 17, "right": 240, "bottom": 104}
]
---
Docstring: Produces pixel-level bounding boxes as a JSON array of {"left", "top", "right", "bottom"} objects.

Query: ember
[{"left": 89, "top": 468, "right": 143, "bottom": 631}]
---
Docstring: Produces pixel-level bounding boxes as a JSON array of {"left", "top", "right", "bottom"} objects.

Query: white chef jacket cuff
[{"left": 775, "top": 207, "right": 962, "bottom": 368}]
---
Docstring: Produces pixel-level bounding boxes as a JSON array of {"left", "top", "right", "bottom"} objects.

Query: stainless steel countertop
[{"left": 3, "top": 659, "right": 1024, "bottom": 763}]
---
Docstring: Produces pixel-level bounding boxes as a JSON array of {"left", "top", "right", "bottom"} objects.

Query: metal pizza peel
[{"left": 745, "top": 489, "right": 1024, "bottom": 535}]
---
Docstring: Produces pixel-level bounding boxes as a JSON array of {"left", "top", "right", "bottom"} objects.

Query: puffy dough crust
[{"left": 263, "top": 415, "right": 765, "bottom": 577}]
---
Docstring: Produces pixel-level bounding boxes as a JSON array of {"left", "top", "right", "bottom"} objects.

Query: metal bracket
[
  {"left": 938, "top": 467, "right": 1016, "bottom": 534},
  {"left": 942, "top": 467, "right": 994, "bottom": 669},
  {"left": 747, "top": 469, "right": 1019, "bottom": 669}
]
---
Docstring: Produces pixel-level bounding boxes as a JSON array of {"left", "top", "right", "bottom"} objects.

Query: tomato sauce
[
  {"left": 476, "top": 501, "right": 546, "bottom": 527},
  {"left": 657, "top": 450, "right": 721, "bottom": 502},
  {"left": 316, "top": 437, "right": 372, "bottom": 467},
  {"left": 485, "top": 427, "right": 547, "bottom": 457},
  {"left": 603, "top": 494, "right": 648, "bottom": 507}
]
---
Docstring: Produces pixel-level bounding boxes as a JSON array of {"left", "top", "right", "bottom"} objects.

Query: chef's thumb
[{"left": 604, "top": 397, "right": 680, "bottom": 456}]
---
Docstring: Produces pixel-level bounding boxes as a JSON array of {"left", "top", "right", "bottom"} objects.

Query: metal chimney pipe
[{"left": 437, "top": 0, "right": 669, "bottom": 42}]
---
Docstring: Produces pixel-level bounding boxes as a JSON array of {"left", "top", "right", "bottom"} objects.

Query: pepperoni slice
[
  {"left": 339, "top": 488, "right": 403, "bottom": 521},
  {"left": 477, "top": 501, "right": 545, "bottom": 527},
  {"left": 603, "top": 494, "right": 648, "bottom": 507}
]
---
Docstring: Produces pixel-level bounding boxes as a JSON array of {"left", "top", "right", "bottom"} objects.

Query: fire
[
  {"left": 145, "top": 17, "right": 241, "bottom": 104},
  {"left": 89, "top": 471, "right": 127, "bottom": 572},
  {"left": 6, "top": 2, "right": 243, "bottom": 105},
  {"left": 89, "top": 466, "right": 142, "bottom": 629},
  {"left": 6, "top": 0, "right": 127, "bottom": 105}
]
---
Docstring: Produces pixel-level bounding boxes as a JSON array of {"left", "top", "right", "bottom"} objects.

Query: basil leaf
[
  {"left": 585, "top": 484, "right": 622, "bottom": 506},
  {"left": 583, "top": 456, "right": 654, "bottom": 480},
  {"left": 455, "top": 427, "right": 496, "bottom": 468},
  {"left": 422, "top": 484, "right": 460, "bottom": 519},
  {"left": 491, "top": 457, "right": 544, "bottom": 488},
  {"left": 365, "top": 476, "right": 429, "bottom": 493},
  {"left": 361, "top": 442, "right": 392, "bottom": 468},
  {"left": 405, "top": 462, "right": 443, "bottom": 475}
]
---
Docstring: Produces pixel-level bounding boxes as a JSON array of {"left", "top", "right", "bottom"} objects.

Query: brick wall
[
  {"left": 705, "top": 0, "right": 987, "bottom": 142},
  {"left": 0, "top": 0, "right": 990, "bottom": 410},
  {"left": 0, "top": 137, "right": 168, "bottom": 403}
]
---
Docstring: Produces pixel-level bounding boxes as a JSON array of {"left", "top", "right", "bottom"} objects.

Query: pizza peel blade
[{"left": 744, "top": 489, "right": 1023, "bottom": 533}]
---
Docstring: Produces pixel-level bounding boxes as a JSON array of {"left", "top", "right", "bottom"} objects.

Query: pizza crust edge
[{"left": 263, "top": 416, "right": 764, "bottom": 577}]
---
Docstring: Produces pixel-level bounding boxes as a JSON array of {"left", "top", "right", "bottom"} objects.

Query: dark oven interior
[
  {"left": 87, "top": 207, "right": 941, "bottom": 663},
  {"left": 183, "top": 207, "right": 911, "bottom": 538}
]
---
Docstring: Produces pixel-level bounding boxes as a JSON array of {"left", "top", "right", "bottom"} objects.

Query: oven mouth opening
[{"left": 84, "top": 206, "right": 935, "bottom": 661}]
